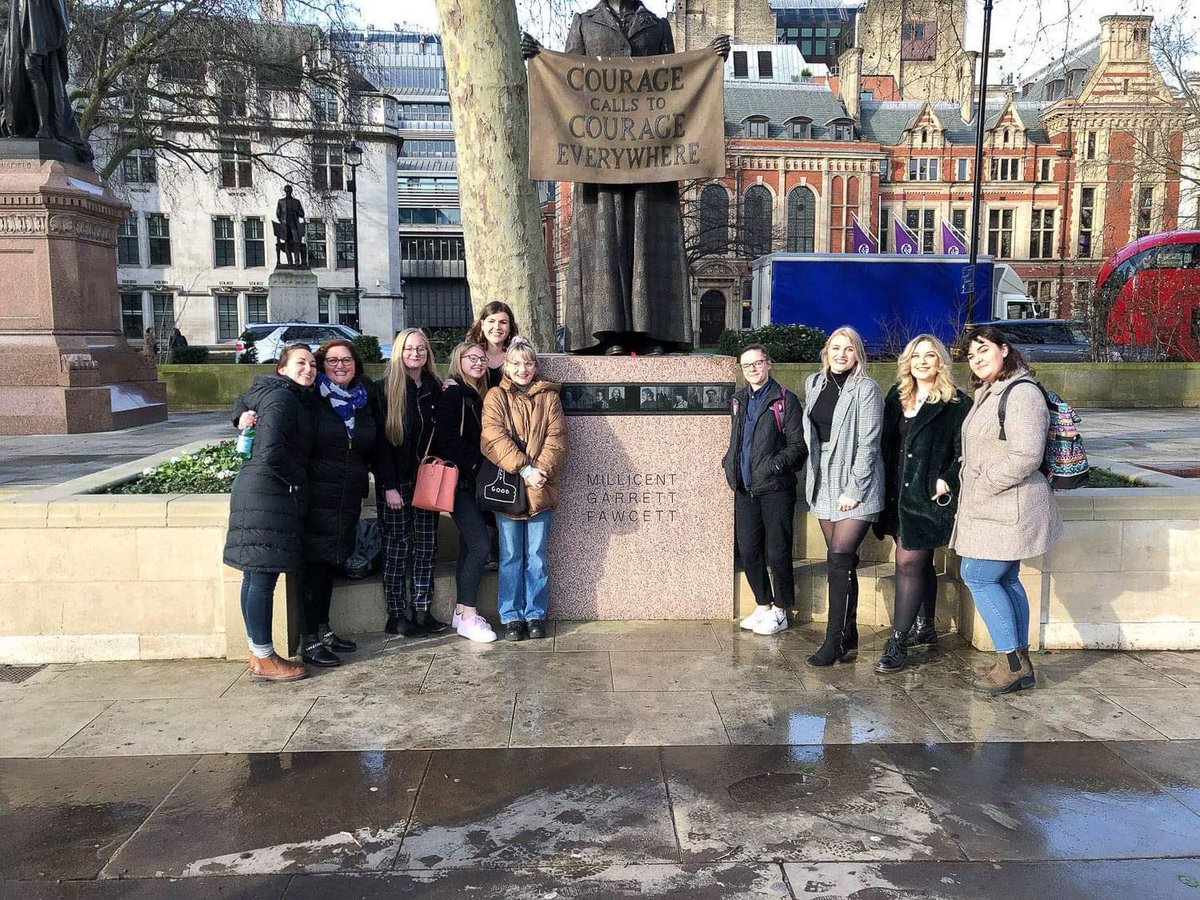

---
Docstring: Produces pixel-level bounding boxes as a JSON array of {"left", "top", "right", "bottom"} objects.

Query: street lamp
[
  {"left": 966, "top": 0, "right": 995, "bottom": 316},
  {"left": 343, "top": 140, "right": 364, "bottom": 321}
]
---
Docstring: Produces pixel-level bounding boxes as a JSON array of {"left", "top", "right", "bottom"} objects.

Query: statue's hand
[
  {"left": 709, "top": 34, "right": 731, "bottom": 60},
  {"left": 521, "top": 31, "right": 542, "bottom": 60}
]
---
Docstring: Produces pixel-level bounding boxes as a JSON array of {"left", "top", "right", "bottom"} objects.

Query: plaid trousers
[{"left": 378, "top": 482, "right": 440, "bottom": 615}]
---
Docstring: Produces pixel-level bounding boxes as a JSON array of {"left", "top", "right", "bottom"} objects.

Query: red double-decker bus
[{"left": 1095, "top": 230, "right": 1200, "bottom": 361}]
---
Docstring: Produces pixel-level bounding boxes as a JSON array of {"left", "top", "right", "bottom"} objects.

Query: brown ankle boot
[
  {"left": 1017, "top": 649, "right": 1036, "bottom": 686},
  {"left": 973, "top": 651, "right": 1033, "bottom": 696},
  {"left": 248, "top": 652, "right": 308, "bottom": 682}
]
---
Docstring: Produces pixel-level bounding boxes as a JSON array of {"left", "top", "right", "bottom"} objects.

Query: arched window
[
  {"left": 742, "top": 185, "right": 773, "bottom": 257},
  {"left": 744, "top": 116, "right": 769, "bottom": 139},
  {"left": 697, "top": 184, "right": 729, "bottom": 257},
  {"left": 786, "top": 185, "right": 816, "bottom": 253}
]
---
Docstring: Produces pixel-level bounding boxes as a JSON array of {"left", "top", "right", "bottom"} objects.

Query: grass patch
[{"left": 1086, "top": 467, "right": 1148, "bottom": 488}]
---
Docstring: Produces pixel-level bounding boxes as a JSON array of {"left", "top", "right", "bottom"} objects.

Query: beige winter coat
[
  {"left": 950, "top": 370, "right": 1064, "bottom": 561},
  {"left": 481, "top": 375, "right": 569, "bottom": 519}
]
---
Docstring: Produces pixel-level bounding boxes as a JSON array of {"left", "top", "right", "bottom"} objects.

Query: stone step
[{"left": 327, "top": 564, "right": 499, "bottom": 635}]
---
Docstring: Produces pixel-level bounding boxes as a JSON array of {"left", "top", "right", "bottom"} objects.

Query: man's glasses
[
  {"left": 463, "top": 354, "right": 488, "bottom": 365},
  {"left": 740, "top": 360, "right": 769, "bottom": 370},
  {"left": 325, "top": 357, "right": 355, "bottom": 369}
]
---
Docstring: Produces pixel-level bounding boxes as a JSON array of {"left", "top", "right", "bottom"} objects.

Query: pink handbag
[{"left": 411, "top": 399, "right": 464, "bottom": 513}]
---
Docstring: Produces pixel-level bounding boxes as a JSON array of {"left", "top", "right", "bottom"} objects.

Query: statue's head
[{"left": 284, "top": 185, "right": 294, "bottom": 196}]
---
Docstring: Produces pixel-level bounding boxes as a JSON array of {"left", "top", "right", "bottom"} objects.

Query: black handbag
[{"left": 476, "top": 391, "right": 529, "bottom": 516}]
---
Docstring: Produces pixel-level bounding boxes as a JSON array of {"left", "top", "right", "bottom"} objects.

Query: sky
[{"left": 359, "top": 0, "right": 1190, "bottom": 83}]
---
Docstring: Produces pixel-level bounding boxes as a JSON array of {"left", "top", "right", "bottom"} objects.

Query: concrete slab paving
[
  {"left": 1132, "top": 650, "right": 1200, "bottom": 687},
  {"left": 610, "top": 649, "right": 803, "bottom": 693},
  {"left": 1096, "top": 687, "right": 1200, "bottom": 740},
  {"left": 27, "top": 659, "right": 247, "bottom": 703},
  {"left": 1105, "top": 739, "right": 1200, "bottom": 816},
  {"left": 554, "top": 620, "right": 724, "bottom": 652},
  {"left": 510, "top": 690, "right": 729, "bottom": 747},
  {"left": 781, "top": 649, "right": 974, "bottom": 695},
  {"left": 103, "top": 751, "right": 429, "bottom": 878},
  {"left": 3, "top": 698, "right": 114, "bottom": 757},
  {"left": 420, "top": 648, "right": 613, "bottom": 696},
  {"left": 712, "top": 690, "right": 949, "bottom": 745},
  {"left": 221, "top": 647, "right": 435, "bottom": 701},
  {"left": 0, "top": 876, "right": 291, "bottom": 898}
]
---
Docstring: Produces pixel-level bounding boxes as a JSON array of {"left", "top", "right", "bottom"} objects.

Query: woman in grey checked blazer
[{"left": 801, "top": 326, "right": 885, "bottom": 667}]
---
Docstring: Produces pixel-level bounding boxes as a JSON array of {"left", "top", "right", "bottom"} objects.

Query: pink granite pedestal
[
  {"left": 538, "top": 354, "right": 737, "bottom": 620},
  {"left": 0, "top": 157, "right": 167, "bottom": 434}
]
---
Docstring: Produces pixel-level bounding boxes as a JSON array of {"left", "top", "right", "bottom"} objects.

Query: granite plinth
[
  {"left": 267, "top": 269, "right": 319, "bottom": 324},
  {"left": 538, "top": 355, "right": 737, "bottom": 620},
  {"left": 0, "top": 158, "right": 167, "bottom": 434}
]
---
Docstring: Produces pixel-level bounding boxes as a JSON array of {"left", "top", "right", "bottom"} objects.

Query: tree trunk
[{"left": 436, "top": 0, "right": 555, "bottom": 350}]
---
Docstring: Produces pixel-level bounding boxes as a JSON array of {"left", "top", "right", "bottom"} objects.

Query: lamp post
[
  {"left": 343, "top": 140, "right": 364, "bottom": 324},
  {"left": 966, "top": 0, "right": 995, "bottom": 316}
]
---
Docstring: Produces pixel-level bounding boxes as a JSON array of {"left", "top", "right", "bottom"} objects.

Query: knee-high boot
[
  {"left": 807, "top": 551, "right": 857, "bottom": 667},
  {"left": 844, "top": 552, "right": 860, "bottom": 656}
]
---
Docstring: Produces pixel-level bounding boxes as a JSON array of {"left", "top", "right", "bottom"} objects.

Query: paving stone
[
  {"left": 883, "top": 741, "right": 1200, "bottom": 861},
  {"left": 395, "top": 747, "right": 678, "bottom": 869},
  {"left": 712, "top": 690, "right": 948, "bottom": 745},
  {"left": 554, "top": 621, "right": 722, "bottom": 652},
  {"left": 2, "top": 699, "right": 112, "bottom": 757},
  {"left": 1097, "top": 687, "right": 1200, "bottom": 739},
  {"left": 1106, "top": 739, "right": 1200, "bottom": 815},
  {"left": 21, "top": 660, "right": 248, "bottom": 702},
  {"left": 781, "top": 648, "right": 973, "bottom": 694},
  {"left": 222, "top": 648, "right": 434, "bottom": 700},
  {"left": 105, "top": 751, "right": 428, "bottom": 877},
  {"left": 1131, "top": 651, "right": 1200, "bottom": 687},
  {"left": 0, "top": 756, "right": 195, "bottom": 879},
  {"left": 610, "top": 649, "right": 801, "bottom": 693},
  {"left": 709, "top": 620, "right": 822, "bottom": 652},
  {"left": 999, "top": 649, "right": 1183, "bottom": 690},
  {"left": 511, "top": 691, "right": 728, "bottom": 747},
  {"left": 0, "top": 877, "right": 290, "bottom": 899},
  {"left": 662, "top": 744, "right": 965, "bottom": 863},
  {"left": 420, "top": 649, "right": 612, "bottom": 695}
]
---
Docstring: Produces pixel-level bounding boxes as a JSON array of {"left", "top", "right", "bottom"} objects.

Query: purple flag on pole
[
  {"left": 942, "top": 221, "right": 967, "bottom": 255},
  {"left": 893, "top": 218, "right": 919, "bottom": 255},
  {"left": 851, "top": 217, "right": 877, "bottom": 254}
]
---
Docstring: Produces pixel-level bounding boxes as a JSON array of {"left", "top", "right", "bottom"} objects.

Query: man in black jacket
[{"left": 722, "top": 345, "right": 807, "bottom": 635}]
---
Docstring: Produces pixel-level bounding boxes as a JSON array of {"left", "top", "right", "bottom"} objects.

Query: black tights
[
  {"left": 893, "top": 542, "right": 937, "bottom": 636},
  {"left": 302, "top": 561, "right": 336, "bottom": 635},
  {"left": 818, "top": 518, "right": 872, "bottom": 555}
]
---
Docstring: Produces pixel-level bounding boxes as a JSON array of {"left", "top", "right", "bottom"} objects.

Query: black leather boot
[
  {"left": 807, "top": 551, "right": 857, "bottom": 667},
  {"left": 300, "top": 633, "right": 341, "bottom": 667},
  {"left": 909, "top": 616, "right": 939, "bottom": 648},
  {"left": 319, "top": 624, "right": 357, "bottom": 653},
  {"left": 844, "top": 553, "right": 860, "bottom": 658},
  {"left": 875, "top": 631, "right": 908, "bottom": 674},
  {"left": 385, "top": 609, "right": 421, "bottom": 637},
  {"left": 413, "top": 609, "right": 449, "bottom": 635}
]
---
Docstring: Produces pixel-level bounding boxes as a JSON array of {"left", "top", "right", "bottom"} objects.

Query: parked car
[
  {"left": 234, "top": 323, "right": 392, "bottom": 363},
  {"left": 956, "top": 319, "right": 1091, "bottom": 362}
]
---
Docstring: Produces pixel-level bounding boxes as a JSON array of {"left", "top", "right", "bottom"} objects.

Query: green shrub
[
  {"left": 424, "top": 326, "right": 466, "bottom": 361},
  {"left": 236, "top": 337, "right": 258, "bottom": 364},
  {"left": 352, "top": 334, "right": 383, "bottom": 364},
  {"left": 108, "top": 442, "right": 242, "bottom": 494},
  {"left": 169, "top": 346, "right": 210, "bottom": 364},
  {"left": 716, "top": 324, "right": 827, "bottom": 363}
]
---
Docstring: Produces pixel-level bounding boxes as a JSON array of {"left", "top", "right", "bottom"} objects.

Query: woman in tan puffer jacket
[{"left": 480, "top": 339, "right": 569, "bottom": 642}]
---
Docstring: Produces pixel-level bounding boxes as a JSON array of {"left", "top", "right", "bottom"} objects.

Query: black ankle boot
[
  {"left": 807, "top": 551, "right": 858, "bottom": 668},
  {"left": 301, "top": 634, "right": 341, "bottom": 667},
  {"left": 385, "top": 611, "right": 420, "bottom": 637},
  {"left": 875, "top": 632, "right": 908, "bottom": 674},
  {"left": 413, "top": 609, "right": 449, "bottom": 635},
  {"left": 319, "top": 624, "right": 356, "bottom": 653},
  {"left": 910, "top": 616, "right": 938, "bottom": 648}
]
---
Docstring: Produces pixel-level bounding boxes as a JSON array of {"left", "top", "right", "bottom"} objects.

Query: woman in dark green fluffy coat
[{"left": 873, "top": 335, "right": 972, "bottom": 673}]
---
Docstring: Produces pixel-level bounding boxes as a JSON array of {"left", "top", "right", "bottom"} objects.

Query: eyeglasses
[
  {"left": 403, "top": 346, "right": 429, "bottom": 356},
  {"left": 463, "top": 354, "right": 488, "bottom": 365},
  {"left": 740, "top": 360, "right": 769, "bottom": 370},
  {"left": 324, "top": 357, "right": 355, "bottom": 368}
]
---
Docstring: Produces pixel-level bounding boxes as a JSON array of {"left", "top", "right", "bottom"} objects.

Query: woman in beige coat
[
  {"left": 480, "top": 338, "right": 569, "bottom": 642},
  {"left": 952, "top": 325, "right": 1064, "bottom": 695}
]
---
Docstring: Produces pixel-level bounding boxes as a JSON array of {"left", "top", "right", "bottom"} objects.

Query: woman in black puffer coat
[{"left": 223, "top": 345, "right": 316, "bottom": 683}]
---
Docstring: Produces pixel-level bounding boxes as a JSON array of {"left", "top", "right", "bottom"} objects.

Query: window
[
  {"left": 777, "top": 23, "right": 845, "bottom": 65},
  {"left": 318, "top": 293, "right": 330, "bottom": 324},
  {"left": 244, "top": 217, "right": 265, "bottom": 267},
  {"left": 829, "top": 175, "right": 858, "bottom": 252},
  {"left": 906, "top": 208, "right": 936, "bottom": 254},
  {"left": 789, "top": 119, "right": 811, "bottom": 140},
  {"left": 219, "top": 139, "right": 252, "bottom": 188},
  {"left": 697, "top": 184, "right": 729, "bottom": 256},
  {"left": 879, "top": 208, "right": 891, "bottom": 252},
  {"left": 245, "top": 294, "right": 268, "bottom": 324},
  {"left": 216, "top": 294, "right": 239, "bottom": 341},
  {"left": 398, "top": 208, "right": 462, "bottom": 225},
  {"left": 307, "top": 220, "right": 327, "bottom": 268},
  {"left": 147, "top": 214, "right": 171, "bottom": 265},
  {"left": 989, "top": 157, "right": 1021, "bottom": 181},
  {"left": 742, "top": 185, "right": 773, "bottom": 257},
  {"left": 1029, "top": 209, "right": 1055, "bottom": 259},
  {"left": 901, "top": 20, "right": 936, "bottom": 61},
  {"left": 313, "top": 143, "right": 344, "bottom": 191},
  {"left": 745, "top": 117, "right": 768, "bottom": 138},
  {"left": 1039, "top": 158, "right": 1052, "bottom": 181},
  {"left": 987, "top": 208, "right": 1014, "bottom": 259},
  {"left": 312, "top": 84, "right": 339, "bottom": 122},
  {"left": 400, "top": 237, "right": 467, "bottom": 261},
  {"left": 732, "top": 51, "right": 748, "bottom": 78},
  {"left": 1084, "top": 131, "right": 1097, "bottom": 161},
  {"left": 1027, "top": 280, "right": 1057, "bottom": 316},
  {"left": 952, "top": 208, "right": 968, "bottom": 240},
  {"left": 907, "top": 158, "right": 939, "bottom": 181},
  {"left": 955, "top": 158, "right": 969, "bottom": 181},
  {"left": 217, "top": 72, "right": 248, "bottom": 118},
  {"left": 120, "top": 292, "right": 143, "bottom": 338},
  {"left": 121, "top": 148, "right": 156, "bottom": 184},
  {"left": 1136, "top": 186, "right": 1154, "bottom": 239},
  {"left": 786, "top": 186, "right": 816, "bottom": 253},
  {"left": 1044, "top": 79, "right": 1065, "bottom": 101},
  {"left": 833, "top": 123, "right": 854, "bottom": 141},
  {"left": 213, "top": 217, "right": 236, "bottom": 267},
  {"left": 117, "top": 214, "right": 139, "bottom": 266},
  {"left": 1078, "top": 186, "right": 1096, "bottom": 257},
  {"left": 400, "top": 139, "right": 457, "bottom": 158},
  {"left": 757, "top": 51, "right": 774, "bottom": 79},
  {"left": 337, "top": 294, "right": 360, "bottom": 330},
  {"left": 1075, "top": 280, "right": 1093, "bottom": 317},
  {"left": 151, "top": 293, "right": 174, "bottom": 335},
  {"left": 335, "top": 219, "right": 355, "bottom": 269}
]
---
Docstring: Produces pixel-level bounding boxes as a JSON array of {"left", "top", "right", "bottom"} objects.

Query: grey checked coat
[
  {"left": 950, "top": 370, "right": 1064, "bottom": 560},
  {"left": 802, "top": 371, "right": 885, "bottom": 521}
]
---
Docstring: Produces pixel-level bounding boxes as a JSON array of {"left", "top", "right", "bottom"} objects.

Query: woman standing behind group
[
  {"left": 801, "top": 326, "right": 884, "bottom": 667},
  {"left": 481, "top": 339, "right": 569, "bottom": 641},
  {"left": 873, "top": 335, "right": 971, "bottom": 674},
  {"left": 377, "top": 328, "right": 445, "bottom": 636},
  {"left": 953, "top": 325, "right": 1063, "bottom": 695},
  {"left": 467, "top": 301, "right": 519, "bottom": 388}
]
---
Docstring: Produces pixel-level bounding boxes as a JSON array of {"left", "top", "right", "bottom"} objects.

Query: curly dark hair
[
  {"left": 313, "top": 338, "right": 364, "bottom": 382},
  {"left": 963, "top": 325, "right": 1034, "bottom": 387},
  {"left": 466, "top": 301, "right": 520, "bottom": 349}
]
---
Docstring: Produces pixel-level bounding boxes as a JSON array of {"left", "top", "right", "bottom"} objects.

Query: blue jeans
[
  {"left": 959, "top": 557, "right": 1029, "bottom": 652},
  {"left": 240, "top": 571, "right": 280, "bottom": 655},
  {"left": 497, "top": 510, "right": 552, "bottom": 624}
]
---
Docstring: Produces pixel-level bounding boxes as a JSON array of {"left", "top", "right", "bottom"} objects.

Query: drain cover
[
  {"left": 727, "top": 771, "right": 830, "bottom": 803},
  {"left": 0, "top": 665, "right": 45, "bottom": 684}
]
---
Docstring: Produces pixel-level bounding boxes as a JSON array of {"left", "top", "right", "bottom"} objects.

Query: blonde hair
[
  {"left": 896, "top": 334, "right": 959, "bottom": 409},
  {"left": 384, "top": 328, "right": 440, "bottom": 446},
  {"left": 505, "top": 337, "right": 538, "bottom": 368},
  {"left": 448, "top": 341, "right": 488, "bottom": 397},
  {"left": 821, "top": 325, "right": 868, "bottom": 378}
]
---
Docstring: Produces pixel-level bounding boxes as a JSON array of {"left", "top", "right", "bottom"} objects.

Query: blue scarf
[{"left": 317, "top": 373, "right": 368, "bottom": 435}]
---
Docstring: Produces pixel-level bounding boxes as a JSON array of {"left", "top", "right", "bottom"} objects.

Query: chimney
[
  {"left": 1098, "top": 15, "right": 1152, "bottom": 65},
  {"left": 838, "top": 47, "right": 863, "bottom": 118},
  {"left": 960, "top": 50, "right": 978, "bottom": 124}
]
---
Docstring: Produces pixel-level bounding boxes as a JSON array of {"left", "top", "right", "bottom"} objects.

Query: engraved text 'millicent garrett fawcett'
[{"left": 585, "top": 471, "right": 679, "bottom": 525}]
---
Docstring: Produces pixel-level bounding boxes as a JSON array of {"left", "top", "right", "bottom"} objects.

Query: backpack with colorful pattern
[{"left": 998, "top": 379, "right": 1090, "bottom": 490}]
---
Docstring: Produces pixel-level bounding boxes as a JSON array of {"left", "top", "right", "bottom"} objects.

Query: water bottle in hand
[{"left": 236, "top": 426, "right": 256, "bottom": 459}]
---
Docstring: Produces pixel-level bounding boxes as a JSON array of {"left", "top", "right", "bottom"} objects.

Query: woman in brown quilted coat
[{"left": 480, "top": 339, "right": 569, "bottom": 642}]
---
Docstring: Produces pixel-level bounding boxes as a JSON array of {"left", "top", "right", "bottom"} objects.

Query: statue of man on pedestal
[
  {"left": 522, "top": 3, "right": 728, "bottom": 356},
  {"left": 273, "top": 185, "right": 307, "bottom": 268},
  {"left": 0, "top": 0, "right": 94, "bottom": 163}
]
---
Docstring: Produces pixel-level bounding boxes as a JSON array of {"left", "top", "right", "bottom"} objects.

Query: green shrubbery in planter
[
  {"left": 716, "top": 324, "right": 828, "bottom": 363},
  {"left": 109, "top": 442, "right": 241, "bottom": 494},
  {"left": 352, "top": 334, "right": 383, "bottom": 363},
  {"left": 169, "top": 346, "right": 210, "bottom": 364}
]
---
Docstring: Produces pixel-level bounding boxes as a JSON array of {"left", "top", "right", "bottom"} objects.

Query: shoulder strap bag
[
  {"left": 476, "top": 390, "right": 529, "bottom": 517},
  {"left": 412, "top": 399, "right": 464, "bottom": 514}
]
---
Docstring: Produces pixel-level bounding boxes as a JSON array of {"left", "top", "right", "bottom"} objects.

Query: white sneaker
[
  {"left": 752, "top": 607, "right": 789, "bottom": 636},
  {"left": 740, "top": 606, "right": 770, "bottom": 631},
  {"left": 452, "top": 608, "right": 463, "bottom": 629},
  {"left": 457, "top": 614, "right": 497, "bottom": 643}
]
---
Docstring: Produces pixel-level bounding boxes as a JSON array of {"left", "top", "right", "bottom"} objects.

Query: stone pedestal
[
  {"left": 0, "top": 156, "right": 168, "bottom": 434},
  {"left": 268, "top": 268, "right": 319, "bottom": 323},
  {"left": 538, "top": 355, "right": 737, "bottom": 619}
]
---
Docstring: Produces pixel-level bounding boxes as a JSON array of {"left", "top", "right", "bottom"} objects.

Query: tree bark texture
[{"left": 436, "top": 0, "right": 555, "bottom": 350}]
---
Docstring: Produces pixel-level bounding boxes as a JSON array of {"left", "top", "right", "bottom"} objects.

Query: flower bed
[{"left": 106, "top": 442, "right": 241, "bottom": 494}]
